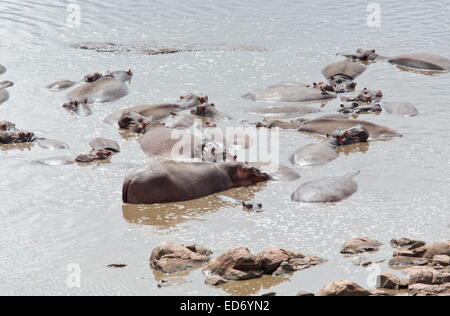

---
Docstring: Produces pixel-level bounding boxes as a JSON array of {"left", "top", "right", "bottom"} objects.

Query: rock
[
  {"left": 389, "top": 256, "right": 429, "bottom": 268},
  {"left": 408, "top": 269, "right": 450, "bottom": 285},
  {"left": 352, "top": 257, "right": 373, "bottom": 267},
  {"left": 261, "top": 292, "right": 277, "bottom": 297},
  {"left": 412, "top": 241, "right": 450, "bottom": 259},
  {"left": 203, "top": 248, "right": 263, "bottom": 281},
  {"left": 296, "top": 291, "right": 315, "bottom": 297},
  {"left": 391, "top": 238, "right": 426, "bottom": 251},
  {"left": 376, "top": 273, "right": 408, "bottom": 290},
  {"left": 205, "top": 275, "right": 227, "bottom": 286},
  {"left": 203, "top": 247, "right": 325, "bottom": 283},
  {"left": 341, "top": 237, "right": 383, "bottom": 255},
  {"left": 150, "top": 241, "right": 212, "bottom": 274},
  {"left": 408, "top": 283, "right": 450, "bottom": 297},
  {"left": 317, "top": 280, "right": 372, "bottom": 297},
  {"left": 370, "top": 290, "right": 393, "bottom": 297},
  {"left": 433, "top": 255, "right": 450, "bottom": 267}
]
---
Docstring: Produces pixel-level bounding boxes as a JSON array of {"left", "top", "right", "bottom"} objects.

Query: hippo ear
[{"left": 180, "top": 96, "right": 185, "bottom": 100}]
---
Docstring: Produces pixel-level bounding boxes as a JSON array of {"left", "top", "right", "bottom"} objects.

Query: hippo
[
  {"left": 46, "top": 80, "right": 77, "bottom": 92},
  {"left": 106, "top": 94, "right": 208, "bottom": 125},
  {"left": 190, "top": 103, "right": 231, "bottom": 120},
  {"left": 138, "top": 124, "right": 202, "bottom": 160},
  {"left": 83, "top": 69, "right": 133, "bottom": 83},
  {"left": 343, "top": 49, "right": 450, "bottom": 72},
  {"left": 297, "top": 115, "right": 402, "bottom": 138},
  {"left": 291, "top": 171, "right": 360, "bottom": 203},
  {"left": 291, "top": 126, "right": 369, "bottom": 167},
  {"left": 122, "top": 161, "right": 270, "bottom": 204},
  {"left": 72, "top": 42, "right": 267, "bottom": 55},
  {"left": 62, "top": 101, "right": 93, "bottom": 117},
  {"left": 322, "top": 60, "right": 366, "bottom": 92},
  {"left": 0, "top": 121, "right": 36, "bottom": 144},
  {"left": 255, "top": 118, "right": 309, "bottom": 130},
  {"left": 341, "top": 88, "right": 383, "bottom": 104},
  {"left": 248, "top": 104, "right": 320, "bottom": 117},
  {"left": 338, "top": 102, "right": 382, "bottom": 115},
  {"left": 0, "top": 81, "right": 14, "bottom": 105},
  {"left": 75, "top": 137, "right": 121, "bottom": 163},
  {"left": 0, "top": 64, "right": 6, "bottom": 75},
  {"left": 32, "top": 156, "right": 75, "bottom": 166},
  {"left": 383, "top": 102, "right": 419, "bottom": 117},
  {"left": 66, "top": 77, "right": 129, "bottom": 104},
  {"left": 162, "top": 112, "right": 214, "bottom": 129},
  {"left": 243, "top": 82, "right": 337, "bottom": 103}
]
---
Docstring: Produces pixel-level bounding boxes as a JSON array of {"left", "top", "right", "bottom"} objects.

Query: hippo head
[
  {"left": 0, "top": 121, "right": 16, "bottom": 131},
  {"left": 332, "top": 125, "right": 369, "bottom": 146},
  {"left": 0, "top": 130, "right": 37, "bottom": 144},
  {"left": 0, "top": 81, "right": 14, "bottom": 89},
  {"left": 344, "top": 49, "right": 378, "bottom": 61},
  {"left": 83, "top": 72, "right": 103, "bottom": 83},
  {"left": 229, "top": 164, "right": 271, "bottom": 187},
  {"left": 180, "top": 94, "right": 209, "bottom": 108},
  {"left": 191, "top": 103, "right": 216, "bottom": 117},
  {"left": 118, "top": 112, "right": 152, "bottom": 134},
  {"left": 328, "top": 76, "right": 357, "bottom": 93},
  {"left": 109, "top": 69, "right": 133, "bottom": 82}
]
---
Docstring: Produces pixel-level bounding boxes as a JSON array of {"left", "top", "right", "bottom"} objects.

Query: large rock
[
  {"left": 376, "top": 273, "right": 408, "bottom": 290},
  {"left": 317, "top": 280, "right": 371, "bottom": 297},
  {"left": 408, "top": 269, "right": 450, "bottom": 286},
  {"left": 150, "top": 241, "right": 212, "bottom": 274},
  {"left": 341, "top": 237, "right": 383, "bottom": 255},
  {"left": 412, "top": 241, "right": 450, "bottom": 259},
  {"left": 203, "top": 247, "right": 325, "bottom": 284},
  {"left": 391, "top": 238, "right": 426, "bottom": 250},
  {"left": 408, "top": 283, "right": 450, "bottom": 297},
  {"left": 389, "top": 256, "right": 429, "bottom": 268}
]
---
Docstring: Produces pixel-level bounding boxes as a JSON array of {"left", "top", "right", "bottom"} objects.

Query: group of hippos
[{"left": 1, "top": 48, "right": 450, "bottom": 205}]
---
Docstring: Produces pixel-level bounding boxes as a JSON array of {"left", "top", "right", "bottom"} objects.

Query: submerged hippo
[
  {"left": 0, "top": 81, "right": 14, "bottom": 105},
  {"left": 292, "top": 171, "right": 360, "bottom": 203},
  {"left": 0, "top": 121, "right": 37, "bottom": 144},
  {"left": 75, "top": 137, "right": 121, "bottom": 163},
  {"left": 106, "top": 94, "right": 208, "bottom": 126},
  {"left": 191, "top": 103, "right": 231, "bottom": 120},
  {"left": 322, "top": 60, "right": 366, "bottom": 93},
  {"left": 343, "top": 49, "right": 450, "bottom": 71},
  {"left": 255, "top": 118, "right": 309, "bottom": 129},
  {"left": 46, "top": 80, "right": 77, "bottom": 92},
  {"left": 291, "top": 126, "right": 369, "bottom": 167},
  {"left": 338, "top": 102, "right": 382, "bottom": 115},
  {"left": 383, "top": 102, "right": 419, "bottom": 117},
  {"left": 297, "top": 115, "right": 402, "bottom": 138},
  {"left": 66, "top": 77, "right": 129, "bottom": 104},
  {"left": 0, "top": 64, "right": 6, "bottom": 75},
  {"left": 122, "top": 161, "right": 270, "bottom": 204},
  {"left": 138, "top": 124, "right": 201, "bottom": 159},
  {"left": 243, "top": 82, "right": 337, "bottom": 103},
  {"left": 249, "top": 104, "right": 320, "bottom": 117}
]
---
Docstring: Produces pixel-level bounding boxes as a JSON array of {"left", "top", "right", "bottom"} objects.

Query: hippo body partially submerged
[
  {"left": 46, "top": 80, "right": 77, "bottom": 92},
  {"left": 67, "top": 77, "right": 129, "bottom": 104},
  {"left": 243, "top": 82, "right": 337, "bottom": 103},
  {"left": 292, "top": 171, "right": 360, "bottom": 203},
  {"left": 291, "top": 126, "right": 369, "bottom": 167},
  {"left": 383, "top": 102, "right": 419, "bottom": 117},
  {"left": 297, "top": 115, "right": 402, "bottom": 138},
  {"left": 322, "top": 60, "right": 367, "bottom": 80},
  {"left": 122, "top": 161, "right": 270, "bottom": 204}
]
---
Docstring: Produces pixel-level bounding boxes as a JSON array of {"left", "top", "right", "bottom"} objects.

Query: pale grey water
[{"left": 0, "top": 0, "right": 449, "bottom": 296}]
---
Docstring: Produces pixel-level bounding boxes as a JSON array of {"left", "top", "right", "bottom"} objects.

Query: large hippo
[
  {"left": 0, "top": 81, "right": 13, "bottom": 105},
  {"left": 291, "top": 126, "right": 369, "bottom": 167},
  {"left": 243, "top": 82, "right": 337, "bottom": 103},
  {"left": 322, "top": 60, "right": 366, "bottom": 92},
  {"left": 383, "top": 102, "right": 419, "bottom": 117},
  {"left": 343, "top": 49, "right": 450, "bottom": 71},
  {"left": 122, "top": 161, "right": 270, "bottom": 204},
  {"left": 297, "top": 115, "right": 402, "bottom": 138},
  {"left": 106, "top": 94, "right": 208, "bottom": 126},
  {"left": 291, "top": 171, "right": 360, "bottom": 203},
  {"left": 138, "top": 124, "right": 202, "bottom": 160},
  {"left": 0, "top": 121, "right": 37, "bottom": 144}
]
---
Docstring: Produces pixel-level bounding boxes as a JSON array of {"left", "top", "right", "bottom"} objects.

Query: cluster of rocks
[{"left": 149, "top": 242, "right": 326, "bottom": 287}]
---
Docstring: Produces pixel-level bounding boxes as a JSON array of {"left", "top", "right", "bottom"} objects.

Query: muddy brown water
[{"left": 0, "top": 0, "right": 449, "bottom": 295}]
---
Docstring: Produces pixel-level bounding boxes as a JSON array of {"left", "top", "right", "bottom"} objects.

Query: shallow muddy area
[{"left": 0, "top": 0, "right": 449, "bottom": 295}]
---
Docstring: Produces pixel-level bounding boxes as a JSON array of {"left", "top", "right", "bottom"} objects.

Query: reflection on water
[
  {"left": 336, "top": 142, "right": 370, "bottom": 156},
  {"left": 0, "top": 143, "right": 33, "bottom": 152},
  {"left": 123, "top": 184, "right": 267, "bottom": 229},
  {"left": 218, "top": 275, "right": 290, "bottom": 296}
]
